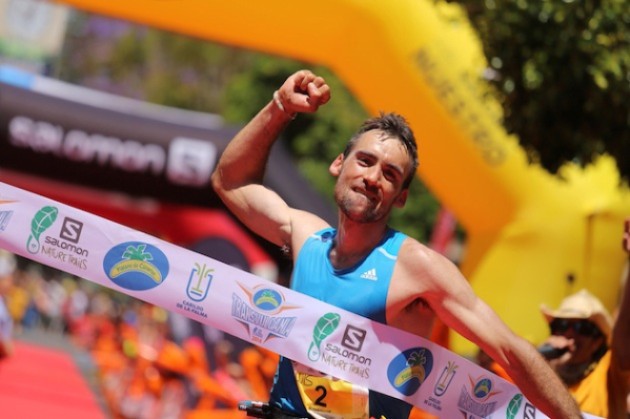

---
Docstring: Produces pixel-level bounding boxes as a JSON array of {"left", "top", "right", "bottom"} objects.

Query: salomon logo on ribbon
[
  {"left": 27, "top": 206, "right": 58, "bottom": 254},
  {"left": 387, "top": 347, "right": 433, "bottom": 396},
  {"left": 506, "top": 394, "right": 523, "bottom": 419},
  {"left": 308, "top": 312, "right": 341, "bottom": 361},
  {"left": 103, "top": 242, "right": 169, "bottom": 291}
]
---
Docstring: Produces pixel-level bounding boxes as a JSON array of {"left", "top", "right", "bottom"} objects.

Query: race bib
[{"left": 293, "top": 361, "right": 369, "bottom": 419}]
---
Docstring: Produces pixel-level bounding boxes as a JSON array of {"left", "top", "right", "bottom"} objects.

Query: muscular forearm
[
  {"left": 430, "top": 266, "right": 582, "bottom": 417},
  {"left": 211, "top": 98, "right": 293, "bottom": 191},
  {"left": 504, "top": 340, "right": 582, "bottom": 418}
]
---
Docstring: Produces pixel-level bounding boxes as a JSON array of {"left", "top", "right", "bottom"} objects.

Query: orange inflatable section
[{"left": 49, "top": 0, "right": 630, "bottom": 353}]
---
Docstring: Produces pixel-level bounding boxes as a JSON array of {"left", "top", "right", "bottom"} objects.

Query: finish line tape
[{"left": 0, "top": 182, "right": 599, "bottom": 419}]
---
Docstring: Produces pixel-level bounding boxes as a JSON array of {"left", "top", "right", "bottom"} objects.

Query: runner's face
[{"left": 330, "top": 130, "right": 411, "bottom": 223}]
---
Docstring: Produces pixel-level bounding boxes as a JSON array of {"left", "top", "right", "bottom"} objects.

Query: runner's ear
[
  {"left": 394, "top": 189, "right": 408, "bottom": 208},
  {"left": 329, "top": 154, "right": 344, "bottom": 177}
]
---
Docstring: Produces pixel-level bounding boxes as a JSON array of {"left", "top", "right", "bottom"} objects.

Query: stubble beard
[{"left": 335, "top": 189, "right": 385, "bottom": 223}]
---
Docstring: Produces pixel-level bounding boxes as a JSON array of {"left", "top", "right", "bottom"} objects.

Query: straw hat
[{"left": 540, "top": 289, "right": 613, "bottom": 342}]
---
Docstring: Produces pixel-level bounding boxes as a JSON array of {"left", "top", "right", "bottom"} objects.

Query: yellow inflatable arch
[{"left": 50, "top": 0, "right": 630, "bottom": 353}]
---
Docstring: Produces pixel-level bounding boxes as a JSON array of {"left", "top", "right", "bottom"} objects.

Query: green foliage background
[
  {"left": 449, "top": 0, "right": 629, "bottom": 180},
  {"left": 53, "top": 0, "right": 629, "bottom": 247},
  {"left": 55, "top": 16, "right": 443, "bottom": 243}
]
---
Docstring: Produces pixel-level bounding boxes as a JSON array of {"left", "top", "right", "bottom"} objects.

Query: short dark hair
[{"left": 344, "top": 112, "right": 419, "bottom": 189}]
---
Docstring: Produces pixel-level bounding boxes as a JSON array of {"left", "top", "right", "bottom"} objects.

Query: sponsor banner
[
  {"left": 0, "top": 182, "right": 600, "bottom": 419},
  {"left": 0, "top": 65, "right": 338, "bottom": 225},
  {"left": 0, "top": 66, "right": 228, "bottom": 207}
]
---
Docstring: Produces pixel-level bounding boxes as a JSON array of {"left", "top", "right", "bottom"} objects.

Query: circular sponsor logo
[
  {"left": 387, "top": 347, "right": 433, "bottom": 396},
  {"left": 103, "top": 242, "right": 169, "bottom": 291},
  {"left": 252, "top": 288, "right": 283, "bottom": 311},
  {"left": 473, "top": 377, "right": 493, "bottom": 400}
]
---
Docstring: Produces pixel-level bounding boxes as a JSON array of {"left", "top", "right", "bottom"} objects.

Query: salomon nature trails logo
[
  {"left": 308, "top": 312, "right": 341, "bottom": 362},
  {"left": 26, "top": 206, "right": 90, "bottom": 270},
  {"left": 387, "top": 347, "right": 434, "bottom": 396},
  {"left": 27, "top": 206, "right": 58, "bottom": 254},
  {"left": 307, "top": 316, "right": 372, "bottom": 379},
  {"left": 506, "top": 394, "right": 523, "bottom": 419},
  {"left": 103, "top": 242, "right": 169, "bottom": 291}
]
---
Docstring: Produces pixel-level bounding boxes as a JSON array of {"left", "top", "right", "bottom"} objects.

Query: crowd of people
[{"left": 0, "top": 255, "right": 279, "bottom": 418}]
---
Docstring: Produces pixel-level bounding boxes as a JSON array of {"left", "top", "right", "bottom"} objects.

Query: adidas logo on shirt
[{"left": 360, "top": 268, "right": 378, "bottom": 281}]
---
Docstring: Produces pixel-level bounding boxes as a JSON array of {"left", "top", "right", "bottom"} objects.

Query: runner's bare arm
[
  {"left": 211, "top": 70, "right": 331, "bottom": 248},
  {"left": 398, "top": 241, "right": 583, "bottom": 419}
]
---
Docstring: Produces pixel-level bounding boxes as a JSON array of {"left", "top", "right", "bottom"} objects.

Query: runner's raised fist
[{"left": 276, "top": 70, "right": 331, "bottom": 115}]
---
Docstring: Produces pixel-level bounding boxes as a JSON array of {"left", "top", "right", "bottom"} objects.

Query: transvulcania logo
[{"left": 232, "top": 283, "right": 300, "bottom": 343}]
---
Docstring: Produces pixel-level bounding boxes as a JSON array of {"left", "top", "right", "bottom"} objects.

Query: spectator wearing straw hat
[{"left": 538, "top": 218, "right": 630, "bottom": 419}]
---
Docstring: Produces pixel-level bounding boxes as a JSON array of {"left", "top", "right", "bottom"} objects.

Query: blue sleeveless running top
[{"left": 269, "top": 227, "right": 412, "bottom": 419}]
